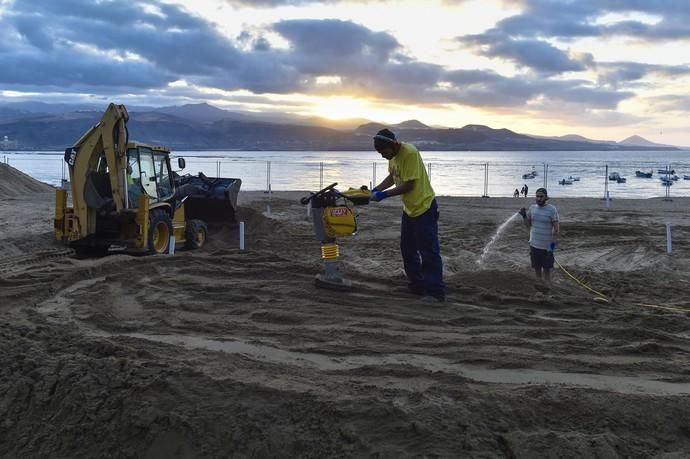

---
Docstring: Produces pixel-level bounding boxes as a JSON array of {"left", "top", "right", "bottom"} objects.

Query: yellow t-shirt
[{"left": 389, "top": 143, "right": 435, "bottom": 217}]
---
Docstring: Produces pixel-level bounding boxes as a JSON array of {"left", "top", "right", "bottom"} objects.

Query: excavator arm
[{"left": 62, "top": 103, "right": 129, "bottom": 239}]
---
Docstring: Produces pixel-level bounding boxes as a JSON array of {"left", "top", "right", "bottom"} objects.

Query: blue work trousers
[{"left": 400, "top": 199, "right": 445, "bottom": 297}]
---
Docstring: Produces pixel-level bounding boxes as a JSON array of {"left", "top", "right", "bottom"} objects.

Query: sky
[{"left": 0, "top": 0, "right": 689, "bottom": 145}]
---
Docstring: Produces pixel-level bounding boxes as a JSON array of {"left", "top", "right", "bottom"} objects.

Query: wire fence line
[{"left": 3, "top": 153, "right": 690, "bottom": 199}]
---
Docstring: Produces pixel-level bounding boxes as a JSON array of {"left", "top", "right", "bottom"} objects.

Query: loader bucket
[{"left": 176, "top": 175, "right": 242, "bottom": 224}]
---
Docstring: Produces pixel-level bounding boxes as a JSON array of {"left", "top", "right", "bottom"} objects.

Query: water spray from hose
[{"left": 477, "top": 212, "right": 520, "bottom": 268}]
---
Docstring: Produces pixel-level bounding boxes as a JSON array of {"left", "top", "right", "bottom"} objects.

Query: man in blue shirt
[{"left": 519, "top": 187, "right": 560, "bottom": 290}]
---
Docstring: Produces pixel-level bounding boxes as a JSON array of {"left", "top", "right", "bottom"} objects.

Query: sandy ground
[{"left": 1, "top": 167, "right": 690, "bottom": 458}]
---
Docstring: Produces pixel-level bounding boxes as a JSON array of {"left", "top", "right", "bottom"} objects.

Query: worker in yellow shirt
[{"left": 370, "top": 128, "right": 445, "bottom": 302}]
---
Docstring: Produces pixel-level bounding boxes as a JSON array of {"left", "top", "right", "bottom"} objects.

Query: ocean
[{"left": 3, "top": 149, "right": 690, "bottom": 199}]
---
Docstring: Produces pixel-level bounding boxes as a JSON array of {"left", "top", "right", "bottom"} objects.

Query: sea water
[{"left": 4, "top": 149, "right": 690, "bottom": 198}]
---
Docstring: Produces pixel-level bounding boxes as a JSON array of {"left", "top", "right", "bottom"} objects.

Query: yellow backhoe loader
[{"left": 54, "top": 103, "right": 241, "bottom": 256}]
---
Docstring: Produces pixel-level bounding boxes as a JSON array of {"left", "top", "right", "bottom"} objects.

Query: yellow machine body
[
  {"left": 323, "top": 205, "right": 357, "bottom": 238},
  {"left": 339, "top": 187, "right": 371, "bottom": 205}
]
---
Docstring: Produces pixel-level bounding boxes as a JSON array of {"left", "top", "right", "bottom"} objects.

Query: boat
[
  {"left": 558, "top": 178, "right": 573, "bottom": 185},
  {"left": 684, "top": 175, "right": 690, "bottom": 180},
  {"left": 635, "top": 170, "right": 653, "bottom": 178},
  {"left": 522, "top": 171, "right": 537, "bottom": 179},
  {"left": 660, "top": 176, "right": 674, "bottom": 184},
  {"left": 608, "top": 172, "right": 621, "bottom": 181},
  {"left": 661, "top": 180, "right": 673, "bottom": 187},
  {"left": 658, "top": 168, "right": 675, "bottom": 174},
  {"left": 568, "top": 176, "right": 580, "bottom": 181},
  {"left": 616, "top": 177, "right": 626, "bottom": 183}
]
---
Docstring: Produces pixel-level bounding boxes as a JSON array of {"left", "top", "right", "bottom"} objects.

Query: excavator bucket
[{"left": 175, "top": 174, "right": 242, "bottom": 224}]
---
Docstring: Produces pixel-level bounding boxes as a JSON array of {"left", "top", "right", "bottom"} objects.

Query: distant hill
[
  {"left": 618, "top": 135, "right": 672, "bottom": 148},
  {"left": 354, "top": 122, "right": 389, "bottom": 135},
  {"left": 529, "top": 133, "right": 617, "bottom": 144},
  {"left": 0, "top": 101, "right": 681, "bottom": 151},
  {"left": 0, "top": 106, "right": 31, "bottom": 122},
  {"left": 152, "top": 103, "right": 241, "bottom": 123},
  {"left": 300, "top": 116, "right": 374, "bottom": 130},
  {"left": 395, "top": 120, "right": 431, "bottom": 129},
  {"left": 355, "top": 120, "right": 431, "bottom": 134}
]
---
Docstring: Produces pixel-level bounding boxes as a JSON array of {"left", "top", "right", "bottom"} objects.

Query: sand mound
[
  {"left": 2, "top": 193, "right": 690, "bottom": 457},
  {"left": 0, "top": 163, "right": 54, "bottom": 197}
]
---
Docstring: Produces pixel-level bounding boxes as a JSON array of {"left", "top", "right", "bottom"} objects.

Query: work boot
[
  {"left": 407, "top": 285, "right": 426, "bottom": 296},
  {"left": 421, "top": 294, "right": 445, "bottom": 305}
]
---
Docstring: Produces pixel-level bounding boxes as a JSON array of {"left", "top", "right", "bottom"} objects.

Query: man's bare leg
[
  {"left": 534, "top": 268, "right": 544, "bottom": 289},
  {"left": 543, "top": 268, "right": 552, "bottom": 289}
]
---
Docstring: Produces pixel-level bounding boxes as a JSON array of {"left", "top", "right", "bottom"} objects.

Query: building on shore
[{"left": 1, "top": 135, "right": 19, "bottom": 150}]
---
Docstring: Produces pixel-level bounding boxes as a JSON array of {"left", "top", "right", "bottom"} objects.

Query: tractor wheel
[
  {"left": 148, "top": 209, "right": 173, "bottom": 254},
  {"left": 184, "top": 219, "right": 208, "bottom": 250}
]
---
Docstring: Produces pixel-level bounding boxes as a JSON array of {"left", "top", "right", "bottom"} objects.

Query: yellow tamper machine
[{"left": 300, "top": 183, "right": 370, "bottom": 290}]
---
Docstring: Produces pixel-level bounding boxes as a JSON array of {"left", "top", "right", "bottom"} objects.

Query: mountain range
[{"left": 0, "top": 101, "right": 681, "bottom": 151}]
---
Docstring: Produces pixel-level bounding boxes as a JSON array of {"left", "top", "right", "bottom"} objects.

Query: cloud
[
  {"left": 643, "top": 94, "right": 690, "bottom": 113},
  {"left": 597, "top": 62, "right": 690, "bottom": 86},
  {"left": 1, "top": 0, "right": 244, "bottom": 91},
  {"left": 487, "top": 0, "right": 690, "bottom": 42},
  {"left": 274, "top": 19, "right": 399, "bottom": 62},
  {"left": 458, "top": 32, "right": 592, "bottom": 74},
  {"left": 0, "top": 0, "right": 649, "bottom": 132},
  {"left": 442, "top": 69, "right": 632, "bottom": 108}
]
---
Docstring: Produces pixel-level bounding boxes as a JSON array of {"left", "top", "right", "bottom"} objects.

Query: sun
[{"left": 311, "top": 96, "right": 370, "bottom": 120}]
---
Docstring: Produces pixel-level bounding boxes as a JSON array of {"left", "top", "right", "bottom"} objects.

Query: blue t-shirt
[{"left": 527, "top": 203, "right": 559, "bottom": 250}]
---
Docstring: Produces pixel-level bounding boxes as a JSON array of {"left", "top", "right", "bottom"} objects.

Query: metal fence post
[
  {"left": 266, "top": 161, "right": 272, "bottom": 193},
  {"left": 266, "top": 160, "right": 272, "bottom": 216},
  {"left": 604, "top": 164, "right": 610, "bottom": 207},
  {"left": 482, "top": 163, "right": 490, "bottom": 197},
  {"left": 319, "top": 161, "right": 323, "bottom": 189},
  {"left": 372, "top": 162, "right": 377, "bottom": 190}
]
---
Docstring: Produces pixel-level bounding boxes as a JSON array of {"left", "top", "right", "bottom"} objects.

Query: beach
[{"left": 1, "top": 163, "right": 690, "bottom": 458}]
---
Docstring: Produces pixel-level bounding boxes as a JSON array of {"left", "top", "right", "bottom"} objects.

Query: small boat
[
  {"left": 568, "top": 176, "right": 580, "bottom": 181},
  {"left": 558, "top": 178, "right": 573, "bottom": 185},
  {"left": 684, "top": 175, "right": 690, "bottom": 180},
  {"left": 658, "top": 168, "right": 675, "bottom": 174},
  {"left": 522, "top": 171, "right": 537, "bottom": 179},
  {"left": 617, "top": 177, "right": 626, "bottom": 183},
  {"left": 608, "top": 172, "right": 621, "bottom": 181},
  {"left": 635, "top": 170, "right": 653, "bottom": 178},
  {"left": 660, "top": 176, "right": 674, "bottom": 184}
]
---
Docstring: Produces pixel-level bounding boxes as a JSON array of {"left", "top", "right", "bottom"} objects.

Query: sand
[{"left": 1, "top": 165, "right": 690, "bottom": 458}]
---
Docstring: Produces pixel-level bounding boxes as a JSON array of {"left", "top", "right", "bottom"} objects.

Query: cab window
[
  {"left": 154, "top": 151, "right": 173, "bottom": 198},
  {"left": 138, "top": 147, "right": 158, "bottom": 199}
]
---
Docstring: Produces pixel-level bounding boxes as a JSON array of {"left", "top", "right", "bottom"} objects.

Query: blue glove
[
  {"left": 371, "top": 190, "right": 388, "bottom": 202},
  {"left": 549, "top": 242, "right": 557, "bottom": 252}
]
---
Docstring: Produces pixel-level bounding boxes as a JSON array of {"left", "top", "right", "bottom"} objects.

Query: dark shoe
[
  {"left": 408, "top": 286, "right": 426, "bottom": 296},
  {"left": 430, "top": 293, "right": 446, "bottom": 302},
  {"left": 534, "top": 283, "right": 549, "bottom": 293}
]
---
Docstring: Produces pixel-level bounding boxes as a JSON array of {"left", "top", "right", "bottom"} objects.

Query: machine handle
[{"left": 300, "top": 182, "right": 338, "bottom": 205}]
